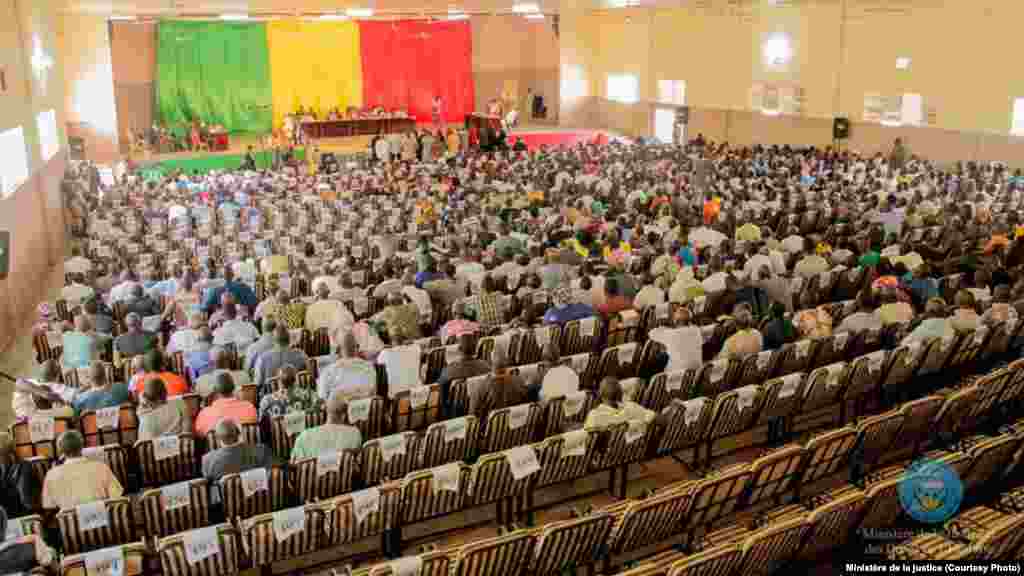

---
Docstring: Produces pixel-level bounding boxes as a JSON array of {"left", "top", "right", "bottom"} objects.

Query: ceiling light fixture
[
  {"left": 108, "top": 15, "right": 137, "bottom": 21},
  {"left": 525, "top": 13, "right": 545, "bottom": 20},
  {"left": 446, "top": 13, "right": 469, "bottom": 20},
  {"left": 513, "top": 3, "right": 541, "bottom": 14},
  {"left": 318, "top": 13, "right": 349, "bottom": 20},
  {"left": 219, "top": 13, "right": 250, "bottom": 20},
  {"left": 345, "top": 8, "right": 374, "bottom": 18}
]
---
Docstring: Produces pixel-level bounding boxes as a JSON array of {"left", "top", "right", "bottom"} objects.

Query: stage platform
[{"left": 133, "top": 125, "right": 613, "bottom": 176}]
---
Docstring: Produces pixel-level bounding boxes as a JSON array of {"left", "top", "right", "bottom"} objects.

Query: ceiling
[{"left": 62, "top": 0, "right": 678, "bottom": 17}]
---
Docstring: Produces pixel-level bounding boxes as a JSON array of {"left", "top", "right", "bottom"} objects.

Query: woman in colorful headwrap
[{"left": 702, "top": 194, "right": 721, "bottom": 226}]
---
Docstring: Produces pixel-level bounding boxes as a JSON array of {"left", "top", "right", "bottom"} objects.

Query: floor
[{"left": 130, "top": 122, "right": 607, "bottom": 167}]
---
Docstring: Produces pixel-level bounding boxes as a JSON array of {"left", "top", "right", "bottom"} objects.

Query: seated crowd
[{"left": 8, "top": 138, "right": 1024, "bottom": 574}]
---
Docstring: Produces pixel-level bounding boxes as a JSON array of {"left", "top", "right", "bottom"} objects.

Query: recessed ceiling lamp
[
  {"left": 513, "top": 3, "right": 541, "bottom": 14},
  {"left": 318, "top": 13, "right": 349, "bottom": 20},
  {"left": 345, "top": 8, "right": 374, "bottom": 18},
  {"left": 108, "top": 15, "right": 137, "bottom": 21},
  {"left": 525, "top": 13, "right": 545, "bottom": 19},
  {"left": 219, "top": 13, "right": 250, "bottom": 20}
]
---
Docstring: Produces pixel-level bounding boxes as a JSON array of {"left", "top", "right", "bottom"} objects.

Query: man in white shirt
[
  {"left": 633, "top": 277, "right": 666, "bottom": 310},
  {"left": 317, "top": 332, "right": 377, "bottom": 401},
  {"left": 107, "top": 271, "right": 140, "bottom": 306},
  {"left": 377, "top": 342, "right": 421, "bottom": 397},
  {"left": 64, "top": 252, "right": 92, "bottom": 276},
  {"left": 61, "top": 275, "right": 95, "bottom": 308},
  {"left": 167, "top": 312, "right": 206, "bottom": 355},
  {"left": 648, "top": 313, "right": 704, "bottom": 373},
  {"left": 311, "top": 269, "right": 341, "bottom": 298},
  {"left": 213, "top": 303, "right": 260, "bottom": 349}
]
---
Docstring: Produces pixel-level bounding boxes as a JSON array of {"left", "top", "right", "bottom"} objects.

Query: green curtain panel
[{"left": 156, "top": 21, "right": 273, "bottom": 134}]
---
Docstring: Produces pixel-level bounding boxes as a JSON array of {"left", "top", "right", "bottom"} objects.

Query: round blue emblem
[{"left": 898, "top": 458, "right": 963, "bottom": 524}]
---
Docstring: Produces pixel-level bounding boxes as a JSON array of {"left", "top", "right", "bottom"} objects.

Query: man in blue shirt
[
  {"left": 72, "top": 363, "right": 131, "bottom": 416},
  {"left": 201, "top": 267, "right": 257, "bottom": 313},
  {"left": 543, "top": 286, "right": 596, "bottom": 325}
]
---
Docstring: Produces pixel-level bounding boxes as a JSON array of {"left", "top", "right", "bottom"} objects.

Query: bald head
[
  {"left": 599, "top": 377, "right": 623, "bottom": 406},
  {"left": 215, "top": 371, "right": 235, "bottom": 398},
  {"left": 339, "top": 331, "right": 358, "bottom": 358},
  {"left": 143, "top": 377, "right": 167, "bottom": 405},
  {"left": 214, "top": 418, "right": 241, "bottom": 446},
  {"left": 326, "top": 390, "right": 348, "bottom": 425},
  {"left": 58, "top": 430, "right": 85, "bottom": 458}
]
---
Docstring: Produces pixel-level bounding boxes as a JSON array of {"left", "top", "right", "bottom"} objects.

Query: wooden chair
[
  {"left": 156, "top": 524, "right": 241, "bottom": 576},
  {"left": 56, "top": 496, "right": 135, "bottom": 555}
]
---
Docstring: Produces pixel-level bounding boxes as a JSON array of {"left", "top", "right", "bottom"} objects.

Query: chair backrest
[
  {"left": 61, "top": 542, "right": 148, "bottom": 576},
  {"left": 843, "top": 351, "right": 887, "bottom": 406},
  {"left": 453, "top": 530, "right": 536, "bottom": 576},
  {"left": 542, "top": 391, "right": 595, "bottom": 437},
  {"left": 11, "top": 415, "right": 73, "bottom": 459},
  {"left": 206, "top": 421, "right": 260, "bottom": 451},
  {"left": 400, "top": 464, "right": 472, "bottom": 524},
  {"left": 391, "top": 385, "right": 443, "bottom": 433},
  {"left": 82, "top": 444, "right": 130, "bottom": 489},
  {"left": 607, "top": 488, "right": 695, "bottom": 554},
  {"left": 682, "top": 464, "right": 752, "bottom": 532},
  {"left": 238, "top": 504, "right": 326, "bottom": 566},
  {"left": 134, "top": 434, "right": 198, "bottom": 487},
  {"left": 962, "top": 434, "right": 1022, "bottom": 493},
  {"left": 932, "top": 386, "right": 981, "bottom": 441},
  {"left": 755, "top": 374, "right": 806, "bottom": 427},
  {"left": 422, "top": 416, "right": 480, "bottom": 468},
  {"left": 219, "top": 466, "right": 287, "bottom": 522},
  {"left": 80, "top": 404, "right": 140, "bottom": 448},
  {"left": 745, "top": 444, "right": 806, "bottom": 508},
  {"left": 347, "top": 396, "right": 386, "bottom": 441},
  {"left": 290, "top": 451, "right": 358, "bottom": 503},
  {"left": 139, "top": 478, "right": 210, "bottom": 541},
  {"left": 362, "top": 549, "right": 452, "bottom": 576},
  {"left": 268, "top": 410, "right": 326, "bottom": 460},
  {"left": 321, "top": 482, "right": 402, "bottom": 546},
  {"left": 482, "top": 403, "right": 542, "bottom": 453},
  {"left": 467, "top": 451, "right": 532, "bottom": 507},
  {"left": 854, "top": 411, "right": 906, "bottom": 471},
  {"left": 156, "top": 524, "right": 241, "bottom": 576},
  {"left": 533, "top": 430, "right": 594, "bottom": 488},
  {"left": 665, "top": 544, "right": 744, "bottom": 576},
  {"left": 798, "top": 427, "right": 858, "bottom": 488},
  {"left": 695, "top": 358, "right": 738, "bottom": 397},
  {"left": 736, "top": 516, "right": 811, "bottom": 576},
  {"left": 800, "top": 489, "right": 866, "bottom": 559},
  {"left": 706, "top": 385, "right": 763, "bottom": 444},
  {"left": 361, "top": 432, "right": 422, "bottom": 486},
  {"left": 800, "top": 362, "right": 849, "bottom": 415},
  {"left": 657, "top": 396, "right": 714, "bottom": 455},
  {"left": 56, "top": 496, "right": 135, "bottom": 555},
  {"left": 531, "top": 512, "right": 615, "bottom": 575}
]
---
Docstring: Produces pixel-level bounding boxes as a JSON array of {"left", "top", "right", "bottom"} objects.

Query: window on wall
[
  {"left": 37, "top": 109, "right": 59, "bottom": 161},
  {"left": 657, "top": 80, "right": 686, "bottom": 106},
  {"left": 654, "top": 108, "right": 676, "bottom": 143},
  {"left": 1012, "top": 98, "right": 1024, "bottom": 136},
  {"left": 606, "top": 74, "right": 639, "bottom": 104},
  {"left": 0, "top": 126, "right": 29, "bottom": 198}
]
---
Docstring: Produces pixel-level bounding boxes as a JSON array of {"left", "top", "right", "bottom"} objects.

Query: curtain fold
[
  {"left": 156, "top": 21, "right": 273, "bottom": 133},
  {"left": 266, "top": 20, "right": 363, "bottom": 129},
  {"left": 358, "top": 21, "right": 475, "bottom": 123}
]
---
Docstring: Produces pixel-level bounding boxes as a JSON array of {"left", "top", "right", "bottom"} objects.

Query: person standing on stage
[{"left": 432, "top": 95, "right": 444, "bottom": 133}]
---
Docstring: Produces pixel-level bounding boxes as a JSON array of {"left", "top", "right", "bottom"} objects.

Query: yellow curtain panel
[{"left": 267, "top": 20, "right": 364, "bottom": 129}]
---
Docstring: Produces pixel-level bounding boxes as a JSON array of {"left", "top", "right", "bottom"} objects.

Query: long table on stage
[{"left": 302, "top": 117, "right": 416, "bottom": 139}]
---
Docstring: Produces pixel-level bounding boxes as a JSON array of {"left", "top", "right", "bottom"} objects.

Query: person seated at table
[{"left": 241, "top": 146, "right": 257, "bottom": 171}]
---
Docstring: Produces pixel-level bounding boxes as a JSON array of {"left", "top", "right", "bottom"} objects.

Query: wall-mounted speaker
[{"left": 833, "top": 117, "right": 850, "bottom": 140}]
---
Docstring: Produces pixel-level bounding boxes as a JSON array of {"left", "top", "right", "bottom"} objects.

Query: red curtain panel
[{"left": 359, "top": 20, "right": 475, "bottom": 124}]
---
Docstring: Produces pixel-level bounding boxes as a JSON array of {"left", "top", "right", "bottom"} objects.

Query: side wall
[
  {"left": 0, "top": 0, "right": 68, "bottom": 353},
  {"left": 559, "top": 0, "right": 1024, "bottom": 164}
]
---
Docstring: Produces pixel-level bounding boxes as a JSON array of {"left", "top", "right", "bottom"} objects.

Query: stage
[{"left": 132, "top": 125, "right": 613, "bottom": 176}]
